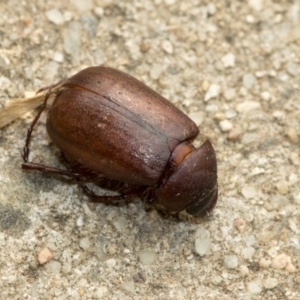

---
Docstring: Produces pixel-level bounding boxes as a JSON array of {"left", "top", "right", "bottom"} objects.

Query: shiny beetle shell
[{"left": 28, "top": 66, "right": 218, "bottom": 215}]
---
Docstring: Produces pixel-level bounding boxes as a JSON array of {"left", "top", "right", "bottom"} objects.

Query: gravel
[{"left": 0, "top": 0, "right": 299, "bottom": 299}]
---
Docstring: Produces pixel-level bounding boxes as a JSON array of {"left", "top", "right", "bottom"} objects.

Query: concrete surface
[{"left": 0, "top": 0, "right": 299, "bottom": 299}]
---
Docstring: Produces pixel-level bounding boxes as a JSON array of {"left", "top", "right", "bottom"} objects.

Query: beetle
[{"left": 22, "top": 66, "right": 218, "bottom": 216}]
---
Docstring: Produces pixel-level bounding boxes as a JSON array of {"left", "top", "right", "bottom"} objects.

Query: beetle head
[{"left": 155, "top": 140, "right": 218, "bottom": 216}]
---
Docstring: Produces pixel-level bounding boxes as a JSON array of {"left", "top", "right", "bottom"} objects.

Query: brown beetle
[{"left": 22, "top": 66, "right": 218, "bottom": 216}]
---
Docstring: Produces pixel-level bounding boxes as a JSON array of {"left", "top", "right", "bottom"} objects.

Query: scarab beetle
[{"left": 22, "top": 66, "right": 218, "bottom": 216}]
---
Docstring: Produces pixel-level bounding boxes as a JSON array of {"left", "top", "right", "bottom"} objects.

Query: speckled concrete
[{"left": 0, "top": 0, "right": 299, "bottom": 299}]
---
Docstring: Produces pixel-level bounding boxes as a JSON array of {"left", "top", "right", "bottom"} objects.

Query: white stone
[
  {"left": 286, "top": 62, "right": 299, "bottom": 76},
  {"left": 225, "top": 109, "right": 237, "bottom": 119},
  {"left": 267, "top": 195, "right": 289, "bottom": 211},
  {"left": 242, "top": 247, "right": 255, "bottom": 260},
  {"left": 221, "top": 53, "right": 235, "bottom": 68},
  {"left": 219, "top": 120, "right": 233, "bottom": 132},
  {"left": 45, "top": 260, "right": 61, "bottom": 274},
  {"left": 246, "top": 15, "right": 256, "bottom": 23},
  {"left": 150, "top": 64, "right": 163, "bottom": 80},
  {"left": 204, "top": 84, "right": 220, "bottom": 101},
  {"left": 195, "top": 226, "right": 211, "bottom": 256},
  {"left": 247, "top": 281, "right": 262, "bottom": 294},
  {"left": 207, "top": 3, "right": 216, "bottom": 15},
  {"left": 161, "top": 40, "right": 174, "bottom": 54},
  {"left": 46, "top": 9, "right": 64, "bottom": 25},
  {"left": 94, "top": 287, "right": 108, "bottom": 298},
  {"left": 272, "top": 253, "right": 296, "bottom": 272},
  {"left": 121, "top": 281, "right": 135, "bottom": 294},
  {"left": 242, "top": 185, "right": 257, "bottom": 199},
  {"left": 79, "top": 237, "right": 90, "bottom": 251},
  {"left": 260, "top": 91, "right": 270, "bottom": 101},
  {"left": 236, "top": 101, "right": 261, "bottom": 113},
  {"left": 248, "top": 0, "right": 263, "bottom": 11},
  {"left": 243, "top": 73, "right": 257, "bottom": 89},
  {"left": 106, "top": 258, "right": 116, "bottom": 269},
  {"left": 223, "top": 88, "right": 236, "bottom": 101},
  {"left": 223, "top": 255, "right": 238, "bottom": 269},
  {"left": 240, "top": 265, "right": 249, "bottom": 276},
  {"left": 77, "top": 215, "right": 84, "bottom": 226},
  {"left": 138, "top": 250, "right": 156, "bottom": 265},
  {"left": 53, "top": 51, "right": 64, "bottom": 63},
  {"left": 264, "top": 278, "right": 279, "bottom": 289},
  {"left": 70, "top": 0, "right": 93, "bottom": 11}
]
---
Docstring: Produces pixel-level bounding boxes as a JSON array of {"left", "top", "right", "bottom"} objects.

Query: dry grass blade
[{"left": 0, "top": 85, "right": 61, "bottom": 129}]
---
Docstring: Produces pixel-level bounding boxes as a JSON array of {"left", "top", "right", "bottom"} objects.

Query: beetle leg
[
  {"left": 79, "top": 182, "right": 138, "bottom": 205},
  {"left": 76, "top": 180, "right": 148, "bottom": 205},
  {"left": 22, "top": 162, "right": 78, "bottom": 177},
  {"left": 22, "top": 88, "right": 53, "bottom": 163}
]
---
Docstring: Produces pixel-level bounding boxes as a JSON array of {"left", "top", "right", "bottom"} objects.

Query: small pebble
[
  {"left": 94, "top": 287, "right": 108, "bottom": 298},
  {"left": 63, "top": 22, "right": 81, "bottom": 64},
  {"left": 286, "top": 127, "right": 299, "bottom": 144},
  {"left": 77, "top": 215, "right": 84, "bottom": 227},
  {"left": 138, "top": 250, "right": 156, "bottom": 265},
  {"left": 289, "top": 152, "right": 300, "bottom": 166},
  {"left": 219, "top": 120, "right": 233, "bottom": 132},
  {"left": 161, "top": 40, "right": 174, "bottom": 54},
  {"left": 260, "top": 91, "right": 271, "bottom": 101},
  {"left": 225, "top": 109, "right": 237, "bottom": 119},
  {"left": 259, "top": 257, "right": 271, "bottom": 268},
  {"left": 201, "top": 80, "right": 210, "bottom": 92},
  {"left": 295, "top": 192, "right": 300, "bottom": 205},
  {"left": 240, "top": 265, "right": 249, "bottom": 276},
  {"left": 276, "top": 181, "right": 289, "bottom": 195},
  {"left": 246, "top": 14, "right": 256, "bottom": 23},
  {"left": 150, "top": 64, "right": 163, "bottom": 80},
  {"left": 53, "top": 51, "right": 64, "bottom": 63},
  {"left": 243, "top": 73, "right": 257, "bottom": 89},
  {"left": 221, "top": 53, "right": 235, "bottom": 68},
  {"left": 234, "top": 218, "right": 246, "bottom": 232},
  {"left": 94, "top": 7, "right": 104, "bottom": 17},
  {"left": 62, "top": 263, "right": 71, "bottom": 274},
  {"left": 227, "top": 128, "right": 242, "bottom": 141},
  {"left": 242, "top": 247, "right": 255, "bottom": 260},
  {"left": 248, "top": 0, "right": 263, "bottom": 11},
  {"left": 236, "top": 101, "right": 261, "bottom": 113},
  {"left": 79, "top": 237, "right": 90, "bottom": 251},
  {"left": 112, "top": 216, "right": 128, "bottom": 233},
  {"left": 223, "top": 88, "right": 236, "bottom": 101},
  {"left": 38, "top": 247, "right": 53, "bottom": 265},
  {"left": 207, "top": 3, "right": 216, "bottom": 15},
  {"left": 70, "top": 0, "right": 94, "bottom": 11},
  {"left": 204, "top": 84, "right": 220, "bottom": 101},
  {"left": 286, "top": 62, "right": 299, "bottom": 76},
  {"left": 268, "top": 247, "right": 278, "bottom": 258},
  {"left": 247, "top": 281, "right": 262, "bottom": 294},
  {"left": 241, "top": 185, "right": 257, "bottom": 199},
  {"left": 81, "top": 14, "right": 98, "bottom": 36},
  {"left": 194, "top": 226, "right": 211, "bottom": 256},
  {"left": 272, "top": 253, "right": 296, "bottom": 272},
  {"left": 106, "top": 258, "right": 116, "bottom": 269},
  {"left": 241, "top": 133, "right": 259, "bottom": 144},
  {"left": 120, "top": 281, "right": 135, "bottom": 294},
  {"left": 265, "top": 195, "right": 289, "bottom": 211},
  {"left": 263, "top": 277, "right": 279, "bottom": 289},
  {"left": 45, "top": 9, "right": 64, "bottom": 25},
  {"left": 223, "top": 255, "right": 238, "bottom": 269},
  {"left": 45, "top": 260, "right": 61, "bottom": 274}
]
